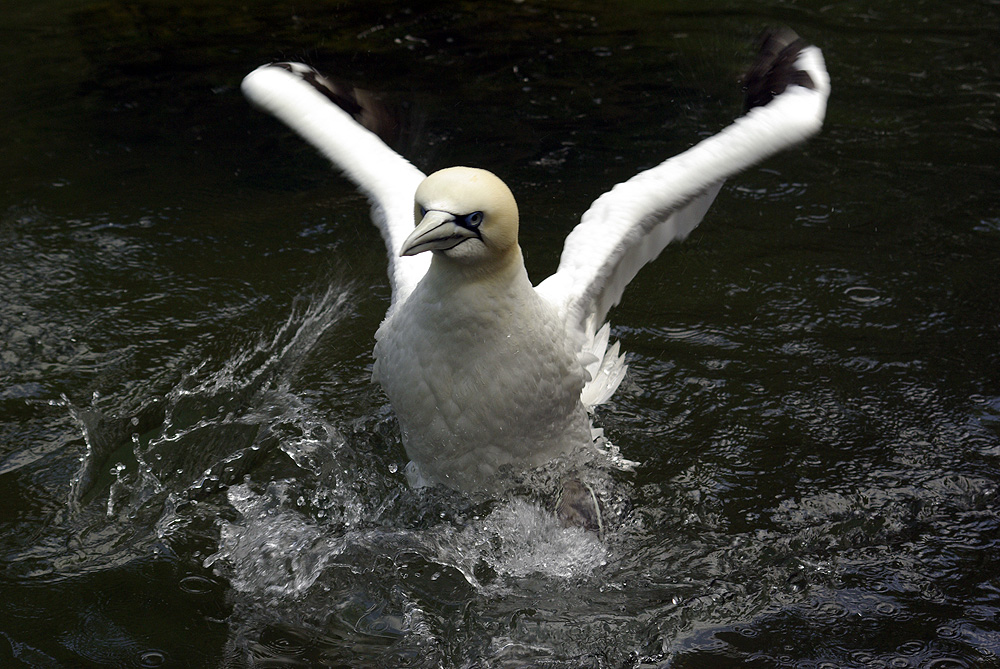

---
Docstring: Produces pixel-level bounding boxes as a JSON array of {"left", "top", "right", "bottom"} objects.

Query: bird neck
[{"left": 428, "top": 245, "right": 528, "bottom": 289}]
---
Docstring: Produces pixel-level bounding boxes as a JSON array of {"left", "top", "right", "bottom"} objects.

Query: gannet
[{"left": 241, "top": 31, "right": 830, "bottom": 494}]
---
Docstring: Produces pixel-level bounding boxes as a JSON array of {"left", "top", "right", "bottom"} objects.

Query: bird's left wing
[
  {"left": 536, "top": 36, "right": 830, "bottom": 339},
  {"left": 242, "top": 63, "right": 429, "bottom": 303}
]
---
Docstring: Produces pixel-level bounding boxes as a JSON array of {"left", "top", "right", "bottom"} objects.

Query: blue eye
[
  {"left": 418, "top": 205, "right": 428, "bottom": 217},
  {"left": 462, "top": 211, "right": 484, "bottom": 228}
]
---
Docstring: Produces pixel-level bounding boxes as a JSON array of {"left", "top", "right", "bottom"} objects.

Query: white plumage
[{"left": 241, "top": 34, "right": 830, "bottom": 494}]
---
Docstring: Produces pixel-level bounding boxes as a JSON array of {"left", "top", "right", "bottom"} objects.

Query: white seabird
[{"left": 241, "top": 31, "right": 830, "bottom": 494}]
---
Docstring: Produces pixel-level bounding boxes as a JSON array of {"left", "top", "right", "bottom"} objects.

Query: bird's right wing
[
  {"left": 242, "top": 63, "right": 429, "bottom": 303},
  {"left": 537, "top": 34, "right": 830, "bottom": 340}
]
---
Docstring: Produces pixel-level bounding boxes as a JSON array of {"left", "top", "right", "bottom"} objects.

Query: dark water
[{"left": 2, "top": 0, "right": 999, "bottom": 666}]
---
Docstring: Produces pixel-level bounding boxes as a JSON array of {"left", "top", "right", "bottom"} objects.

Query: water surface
[{"left": 1, "top": 1, "right": 998, "bottom": 667}]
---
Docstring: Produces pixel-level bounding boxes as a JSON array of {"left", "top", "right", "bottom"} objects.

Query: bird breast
[{"left": 372, "top": 267, "right": 592, "bottom": 492}]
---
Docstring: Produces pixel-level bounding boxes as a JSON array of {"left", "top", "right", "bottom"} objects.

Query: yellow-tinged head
[{"left": 401, "top": 167, "right": 519, "bottom": 270}]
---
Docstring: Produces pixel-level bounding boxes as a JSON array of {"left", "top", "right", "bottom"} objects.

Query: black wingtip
[
  {"left": 742, "top": 28, "right": 817, "bottom": 112},
  {"left": 272, "top": 62, "right": 401, "bottom": 145}
]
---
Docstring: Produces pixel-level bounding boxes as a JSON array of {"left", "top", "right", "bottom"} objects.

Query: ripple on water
[
  {"left": 258, "top": 625, "right": 311, "bottom": 657},
  {"left": 731, "top": 177, "right": 809, "bottom": 201},
  {"left": 973, "top": 217, "right": 1000, "bottom": 234},
  {"left": 924, "top": 659, "right": 973, "bottom": 669},
  {"left": 137, "top": 649, "right": 168, "bottom": 667},
  {"left": 177, "top": 574, "right": 219, "bottom": 596},
  {"left": 844, "top": 285, "right": 882, "bottom": 304}
]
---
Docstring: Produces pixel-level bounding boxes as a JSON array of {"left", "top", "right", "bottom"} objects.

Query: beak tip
[{"left": 400, "top": 210, "right": 466, "bottom": 258}]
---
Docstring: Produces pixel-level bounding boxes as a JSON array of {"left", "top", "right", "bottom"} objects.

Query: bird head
[{"left": 401, "top": 167, "right": 519, "bottom": 270}]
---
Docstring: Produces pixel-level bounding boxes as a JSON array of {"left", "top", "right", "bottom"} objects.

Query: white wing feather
[
  {"left": 241, "top": 64, "right": 429, "bottom": 303},
  {"left": 537, "top": 45, "right": 830, "bottom": 339}
]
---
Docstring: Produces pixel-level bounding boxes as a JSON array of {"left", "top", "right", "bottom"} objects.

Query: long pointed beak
[{"left": 400, "top": 210, "right": 479, "bottom": 257}]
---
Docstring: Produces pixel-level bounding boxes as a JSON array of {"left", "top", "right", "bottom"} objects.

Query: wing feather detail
[
  {"left": 241, "top": 63, "right": 429, "bottom": 303},
  {"left": 537, "top": 43, "right": 830, "bottom": 339}
]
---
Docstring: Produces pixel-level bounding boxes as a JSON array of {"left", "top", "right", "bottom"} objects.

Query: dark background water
[{"left": 2, "top": 0, "right": 998, "bottom": 667}]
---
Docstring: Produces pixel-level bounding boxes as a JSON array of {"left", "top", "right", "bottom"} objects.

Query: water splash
[
  {"left": 46, "top": 277, "right": 618, "bottom": 665},
  {"left": 455, "top": 497, "right": 608, "bottom": 581},
  {"left": 59, "top": 283, "right": 355, "bottom": 566},
  {"left": 207, "top": 481, "right": 346, "bottom": 600}
]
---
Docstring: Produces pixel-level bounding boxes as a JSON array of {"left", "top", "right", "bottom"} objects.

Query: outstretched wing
[
  {"left": 536, "top": 33, "right": 830, "bottom": 339},
  {"left": 242, "top": 63, "right": 429, "bottom": 304}
]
